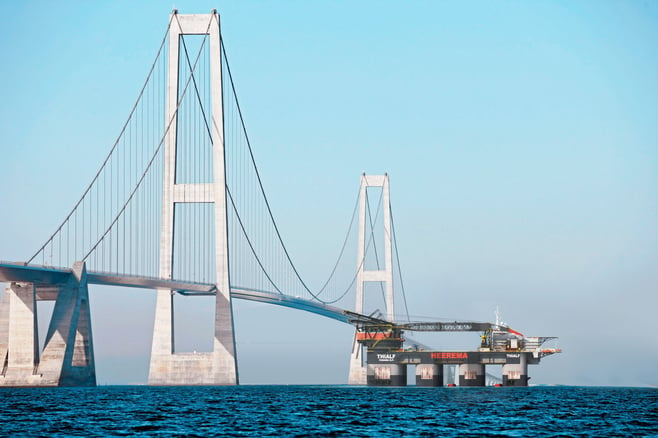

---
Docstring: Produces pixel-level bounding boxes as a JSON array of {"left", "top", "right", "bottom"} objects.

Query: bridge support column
[
  {"left": 458, "top": 363, "right": 485, "bottom": 387},
  {"left": 38, "top": 262, "right": 96, "bottom": 386},
  {"left": 348, "top": 334, "right": 367, "bottom": 385},
  {"left": 416, "top": 364, "right": 443, "bottom": 387},
  {"left": 502, "top": 354, "right": 528, "bottom": 386},
  {"left": 0, "top": 262, "right": 95, "bottom": 387},
  {"left": 149, "top": 288, "right": 237, "bottom": 385},
  {"left": 149, "top": 287, "right": 216, "bottom": 384},
  {"left": 367, "top": 363, "right": 406, "bottom": 386},
  {"left": 0, "top": 282, "right": 41, "bottom": 386},
  {"left": 0, "top": 290, "right": 7, "bottom": 376}
]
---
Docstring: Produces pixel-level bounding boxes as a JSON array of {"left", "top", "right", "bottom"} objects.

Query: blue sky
[{"left": 1, "top": 1, "right": 657, "bottom": 385}]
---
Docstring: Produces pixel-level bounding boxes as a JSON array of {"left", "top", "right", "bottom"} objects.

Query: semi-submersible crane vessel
[{"left": 346, "top": 310, "right": 561, "bottom": 386}]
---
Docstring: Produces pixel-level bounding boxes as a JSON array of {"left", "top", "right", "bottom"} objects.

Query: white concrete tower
[
  {"left": 348, "top": 173, "right": 395, "bottom": 385},
  {"left": 149, "top": 10, "right": 238, "bottom": 385}
]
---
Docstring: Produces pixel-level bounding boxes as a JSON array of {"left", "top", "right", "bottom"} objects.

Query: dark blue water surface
[{"left": 1, "top": 386, "right": 657, "bottom": 436}]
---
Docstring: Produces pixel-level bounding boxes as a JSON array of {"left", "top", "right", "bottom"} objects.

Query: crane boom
[
  {"left": 343, "top": 310, "right": 508, "bottom": 333},
  {"left": 397, "top": 321, "right": 499, "bottom": 332}
]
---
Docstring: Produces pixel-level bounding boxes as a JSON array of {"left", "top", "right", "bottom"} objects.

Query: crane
[{"left": 344, "top": 310, "right": 559, "bottom": 355}]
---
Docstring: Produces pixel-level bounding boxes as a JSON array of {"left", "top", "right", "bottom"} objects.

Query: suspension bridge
[
  {"left": 0, "top": 11, "right": 560, "bottom": 387},
  {"left": 0, "top": 10, "right": 412, "bottom": 387}
]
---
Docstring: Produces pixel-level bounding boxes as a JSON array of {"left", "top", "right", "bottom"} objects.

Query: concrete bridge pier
[
  {"left": 38, "top": 262, "right": 96, "bottom": 386},
  {"left": 0, "top": 262, "right": 96, "bottom": 387},
  {"left": 148, "top": 288, "right": 237, "bottom": 385},
  {"left": 502, "top": 354, "right": 529, "bottom": 386},
  {"left": 347, "top": 334, "right": 367, "bottom": 385},
  {"left": 367, "top": 363, "right": 407, "bottom": 386},
  {"left": 0, "top": 282, "right": 40, "bottom": 385},
  {"left": 416, "top": 364, "right": 443, "bottom": 387},
  {"left": 458, "top": 363, "right": 486, "bottom": 387}
]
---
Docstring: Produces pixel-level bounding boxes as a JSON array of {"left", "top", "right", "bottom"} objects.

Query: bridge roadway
[{"left": 0, "top": 262, "right": 350, "bottom": 324}]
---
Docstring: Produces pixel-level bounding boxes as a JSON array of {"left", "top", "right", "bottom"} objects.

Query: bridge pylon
[
  {"left": 148, "top": 10, "right": 238, "bottom": 385},
  {"left": 348, "top": 173, "right": 395, "bottom": 385}
]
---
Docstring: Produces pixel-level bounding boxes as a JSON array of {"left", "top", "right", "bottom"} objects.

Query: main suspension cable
[
  {"left": 390, "top": 203, "right": 410, "bottom": 322},
  {"left": 320, "top": 187, "right": 385, "bottom": 305},
  {"left": 83, "top": 17, "right": 214, "bottom": 262},
  {"left": 28, "top": 14, "right": 174, "bottom": 265},
  {"left": 314, "top": 185, "right": 360, "bottom": 296},
  {"left": 221, "top": 39, "right": 353, "bottom": 304}
]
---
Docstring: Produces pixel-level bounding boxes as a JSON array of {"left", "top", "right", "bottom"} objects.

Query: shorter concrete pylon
[
  {"left": 38, "top": 261, "right": 96, "bottom": 386},
  {"left": 348, "top": 174, "right": 395, "bottom": 385}
]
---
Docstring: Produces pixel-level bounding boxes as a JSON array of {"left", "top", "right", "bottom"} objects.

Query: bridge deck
[{"left": 0, "top": 262, "right": 350, "bottom": 323}]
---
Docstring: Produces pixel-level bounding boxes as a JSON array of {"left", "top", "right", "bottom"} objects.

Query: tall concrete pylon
[
  {"left": 348, "top": 173, "right": 395, "bottom": 385},
  {"left": 148, "top": 10, "right": 238, "bottom": 385}
]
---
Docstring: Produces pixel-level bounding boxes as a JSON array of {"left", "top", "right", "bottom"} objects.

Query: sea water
[{"left": 1, "top": 386, "right": 656, "bottom": 436}]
